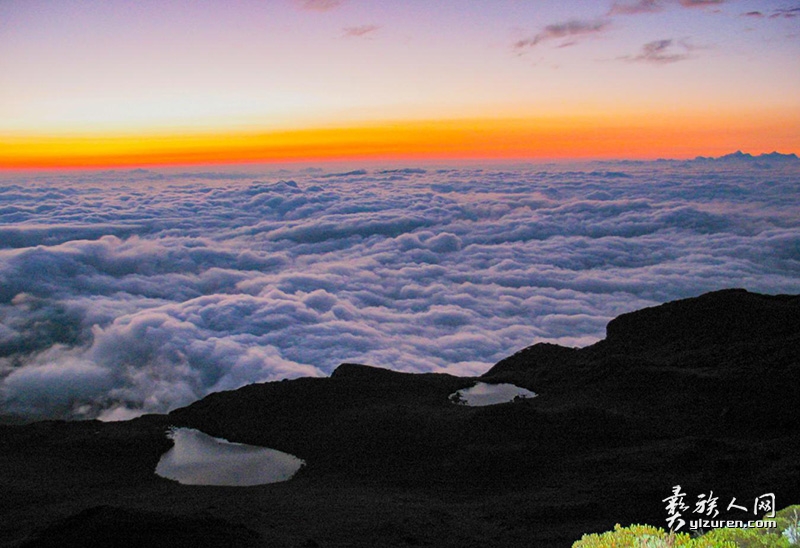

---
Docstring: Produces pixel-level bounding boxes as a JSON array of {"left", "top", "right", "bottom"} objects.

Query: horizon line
[{"left": 2, "top": 117, "right": 797, "bottom": 171}]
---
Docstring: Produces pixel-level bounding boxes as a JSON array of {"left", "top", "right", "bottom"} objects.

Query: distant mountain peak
[{"left": 694, "top": 151, "right": 799, "bottom": 162}]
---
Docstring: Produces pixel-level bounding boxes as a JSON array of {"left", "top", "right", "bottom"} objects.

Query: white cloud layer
[{"left": 1, "top": 161, "right": 798, "bottom": 419}]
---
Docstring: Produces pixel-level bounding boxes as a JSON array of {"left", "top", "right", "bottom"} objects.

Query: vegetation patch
[{"left": 573, "top": 505, "right": 800, "bottom": 547}]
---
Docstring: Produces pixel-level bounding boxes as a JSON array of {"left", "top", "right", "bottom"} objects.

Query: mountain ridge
[{"left": 692, "top": 150, "right": 799, "bottom": 163}]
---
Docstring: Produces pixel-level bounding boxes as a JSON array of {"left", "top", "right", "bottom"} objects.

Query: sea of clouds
[{"left": 1, "top": 161, "right": 798, "bottom": 420}]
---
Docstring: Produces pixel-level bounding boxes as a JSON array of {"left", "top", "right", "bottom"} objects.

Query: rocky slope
[{"left": 2, "top": 289, "right": 798, "bottom": 547}]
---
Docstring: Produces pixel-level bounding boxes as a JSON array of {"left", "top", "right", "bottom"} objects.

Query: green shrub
[
  {"left": 572, "top": 523, "right": 704, "bottom": 547},
  {"left": 572, "top": 505, "right": 800, "bottom": 548},
  {"left": 774, "top": 505, "right": 800, "bottom": 546},
  {"left": 700, "top": 526, "right": 789, "bottom": 548}
]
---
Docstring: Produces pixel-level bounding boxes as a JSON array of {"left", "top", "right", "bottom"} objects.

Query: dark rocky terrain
[{"left": 2, "top": 289, "right": 799, "bottom": 547}]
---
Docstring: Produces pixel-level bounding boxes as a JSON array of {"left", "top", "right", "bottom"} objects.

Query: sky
[{"left": 1, "top": 0, "right": 799, "bottom": 167}]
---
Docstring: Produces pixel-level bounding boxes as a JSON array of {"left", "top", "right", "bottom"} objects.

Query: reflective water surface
[
  {"left": 449, "top": 382, "right": 537, "bottom": 406},
  {"left": 155, "top": 427, "right": 304, "bottom": 486}
]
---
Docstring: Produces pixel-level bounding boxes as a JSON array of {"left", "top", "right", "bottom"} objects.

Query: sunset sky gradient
[{"left": 2, "top": 0, "right": 799, "bottom": 167}]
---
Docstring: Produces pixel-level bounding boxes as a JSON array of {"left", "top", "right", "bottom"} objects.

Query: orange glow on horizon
[{"left": 2, "top": 115, "right": 797, "bottom": 170}]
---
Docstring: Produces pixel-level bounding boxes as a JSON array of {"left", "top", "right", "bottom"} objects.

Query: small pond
[
  {"left": 449, "top": 382, "right": 537, "bottom": 406},
  {"left": 155, "top": 427, "right": 304, "bottom": 486}
]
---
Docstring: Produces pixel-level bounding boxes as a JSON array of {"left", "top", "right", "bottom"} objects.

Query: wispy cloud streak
[
  {"left": 678, "top": 0, "right": 727, "bottom": 7},
  {"left": 343, "top": 25, "right": 379, "bottom": 38},
  {"left": 514, "top": 19, "right": 610, "bottom": 51},
  {"left": 610, "top": 0, "right": 729, "bottom": 15},
  {"left": 771, "top": 6, "right": 800, "bottom": 18},
  {"left": 622, "top": 39, "right": 694, "bottom": 64},
  {"left": 610, "top": 1, "right": 664, "bottom": 15},
  {"left": 295, "top": 0, "right": 343, "bottom": 12}
]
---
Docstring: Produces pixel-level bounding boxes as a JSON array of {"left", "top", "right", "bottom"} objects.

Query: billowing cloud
[
  {"left": 343, "top": 25, "right": 379, "bottom": 38},
  {"left": 1, "top": 160, "right": 798, "bottom": 420},
  {"left": 514, "top": 19, "right": 610, "bottom": 51}
]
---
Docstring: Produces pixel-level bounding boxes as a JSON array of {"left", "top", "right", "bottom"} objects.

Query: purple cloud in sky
[
  {"left": 343, "top": 24, "right": 379, "bottom": 38},
  {"left": 610, "top": 0, "right": 664, "bottom": 15},
  {"left": 678, "top": 0, "right": 726, "bottom": 6},
  {"left": 514, "top": 19, "right": 610, "bottom": 50},
  {"left": 296, "top": 0, "right": 343, "bottom": 12},
  {"left": 623, "top": 38, "right": 693, "bottom": 64},
  {"left": 610, "top": 0, "right": 732, "bottom": 15},
  {"left": 771, "top": 6, "right": 800, "bottom": 18}
]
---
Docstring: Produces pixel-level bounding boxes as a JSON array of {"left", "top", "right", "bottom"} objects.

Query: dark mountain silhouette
[
  {"left": 693, "top": 150, "right": 799, "bottom": 164},
  {"left": 2, "top": 289, "right": 798, "bottom": 547}
]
